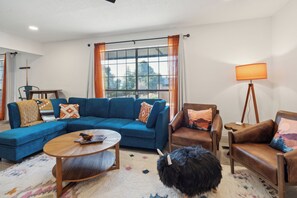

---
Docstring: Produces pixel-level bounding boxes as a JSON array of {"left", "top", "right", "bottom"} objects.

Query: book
[{"left": 74, "top": 135, "right": 107, "bottom": 145}]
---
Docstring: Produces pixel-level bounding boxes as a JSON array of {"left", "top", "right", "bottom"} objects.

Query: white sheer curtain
[
  {"left": 86, "top": 44, "right": 95, "bottom": 98},
  {"left": 177, "top": 34, "right": 187, "bottom": 111}
]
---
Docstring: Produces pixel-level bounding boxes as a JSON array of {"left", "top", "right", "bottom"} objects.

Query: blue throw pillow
[{"left": 146, "top": 100, "right": 166, "bottom": 128}]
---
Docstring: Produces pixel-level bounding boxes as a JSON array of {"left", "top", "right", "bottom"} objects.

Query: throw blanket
[
  {"left": 16, "top": 100, "right": 43, "bottom": 127},
  {"left": 34, "top": 99, "right": 56, "bottom": 122}
]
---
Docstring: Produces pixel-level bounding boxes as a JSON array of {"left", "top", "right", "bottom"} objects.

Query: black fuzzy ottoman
[{"left": 157, "top": 146, "right": 222, "bottom": 197}]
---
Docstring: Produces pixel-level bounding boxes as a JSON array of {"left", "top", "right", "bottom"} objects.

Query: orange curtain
[
  {"left": 94, "top": 43, "right": 106, "bottom": 98},
  {"left": 0, "top": 54, "right": 7, "bottom": 120},
  {"left": 168, "top": 35, "right": 180, "bottom": 120}
]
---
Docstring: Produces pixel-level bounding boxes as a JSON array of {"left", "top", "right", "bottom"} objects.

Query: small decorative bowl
[{"left": 79, "top": 133, "right": 94, "bottom": 141}]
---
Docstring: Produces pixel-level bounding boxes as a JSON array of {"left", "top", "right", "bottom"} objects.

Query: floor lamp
[{"left": 235, "top": 63, "right": 267, "bottom": 123}]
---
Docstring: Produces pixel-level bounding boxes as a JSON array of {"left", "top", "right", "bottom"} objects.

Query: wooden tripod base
[{"left": 241, "top": 82, "right": 260, "bottom": 123}]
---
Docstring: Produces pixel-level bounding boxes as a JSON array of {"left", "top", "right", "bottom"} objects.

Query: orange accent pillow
[
  {"left": 138, "top": 102, "right": 152, "bottom": 123},
  {"left": 59, "top": 104, "right": 80, "bottom": 119},
  {"left": 188, "top": 108, "right": 212, "bottom": 131}
]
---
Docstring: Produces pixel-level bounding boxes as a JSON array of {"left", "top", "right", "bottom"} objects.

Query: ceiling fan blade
[{"left": 106, "top": 0, "right": 116, "bottom": 3}]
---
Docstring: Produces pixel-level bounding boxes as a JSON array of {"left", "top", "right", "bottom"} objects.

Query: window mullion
[{"left": 135, "top": 48, "right": 139, "bottom": 99}]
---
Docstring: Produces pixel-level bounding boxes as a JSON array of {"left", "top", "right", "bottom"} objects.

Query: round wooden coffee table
[{"left": 43, "top": 129, "right": 121, "bottom": 197}]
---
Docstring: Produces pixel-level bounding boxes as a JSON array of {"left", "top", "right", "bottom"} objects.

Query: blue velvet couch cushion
[
  {"left": 67, "top": 116, "right": 106, "bottom": 132},
  {"left": 50, "top": 98, "right": 67, "bottom": 118},
  {"left": 0, "top": 122, "right": 67, "bottom": 146},
  {"left": 69, "top": 97, "right": 87, "bottom": 117},
  {"left": 95, "top": 118, "right": 133, "bottom": 131},
  {"left": 146, "top": 100, "right": 166, "bottom": 128},
  {"left": 7, "top": 102, "right": 21, "bottom": 129},
  {"left": 109, "top": 98, "right": 135, "bottom": 119},
  {"left": 134, "top": 98, "right": 162, "bottom": 119},
  {"left": 86, "top": 98, "right": 109, "bottom": 118},
  {"left": 120, "top": 121, "right": 155, "bottom": 139}
]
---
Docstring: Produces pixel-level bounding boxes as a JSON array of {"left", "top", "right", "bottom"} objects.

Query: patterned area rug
[{"left": 0, "top": 149, "right": 278, "bottom": 198}]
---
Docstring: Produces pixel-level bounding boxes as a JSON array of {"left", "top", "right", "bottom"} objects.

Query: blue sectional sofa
[{"left": 0, "top": 97, "right": 169, "bottom": 162}]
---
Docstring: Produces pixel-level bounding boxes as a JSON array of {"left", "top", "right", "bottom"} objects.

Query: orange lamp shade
[{"left": 235, "top": 63, "right": 267, "bottom": 81}]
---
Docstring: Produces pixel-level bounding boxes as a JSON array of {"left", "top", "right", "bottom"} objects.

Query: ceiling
[{"left": 0, "top": 0, "right": 290, "bottom": 43}]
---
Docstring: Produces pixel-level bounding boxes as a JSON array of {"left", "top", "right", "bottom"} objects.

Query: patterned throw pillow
[
  {"left": 138, "top": 102, "right": 153, "bottom": 123},
  {"left": 270, "top": 118, "right": 297, "bottom": 153},
  {"left": 16, "top": 100, "right": 42, "bottom": 127},
  {"left": 188, "top": 108, "right": 212, "bottom": 131},
  {"left": 59, "top": 104, "right": 80, "bottom": 119},
  {"left": 34, "top": 99, "right": 56, "bottom": 122}
]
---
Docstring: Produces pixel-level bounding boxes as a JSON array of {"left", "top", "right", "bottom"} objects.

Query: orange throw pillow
[
  {"left": 59, "top": 104, "right": 80, "bottom": 119},
  {"left": 138, "top": 102, "right": 152, "bottom": 123},
  {"left": 188, "top": 108, "right": 212, "bottom": 131}
]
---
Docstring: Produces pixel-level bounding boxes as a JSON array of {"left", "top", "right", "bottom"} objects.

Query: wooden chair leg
[
  {"left": 228, "top": 131, "right": 235, "bottom": 174},
  {"left": 212, "top": 132, "right": 217, "bottom": 157},
  {"left": 230, "top": 157, "right": 235, "bottom": 174},
  {"left": 277, "top": 154, "right": 286, "bottom": 198}
]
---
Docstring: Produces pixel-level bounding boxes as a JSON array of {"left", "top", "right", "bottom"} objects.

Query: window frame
[{"left": 103, "top": 46, "right": 169, "bottom": 99}]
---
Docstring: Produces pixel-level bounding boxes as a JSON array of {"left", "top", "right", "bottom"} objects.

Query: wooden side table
[
  {"left": 224, "top": 122, "right": 253, "bottom": 132},
  {"left": 29, "top": 89, "right": 62, "bottom": 99}
]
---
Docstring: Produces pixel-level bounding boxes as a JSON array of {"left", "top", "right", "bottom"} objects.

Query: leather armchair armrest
[
  {"left": 168, "top": 111, "right": 183, "bottom": 151},
  {"left": 284, "top": 150, "right": 297, "bottom": 183},
  {"left": 211, "top": 114, "right": 223, "bottom": 141},
  {"left": 169, "top": 111, "right": 184, "bottom": 132},
  {"left": 231, "top": 119, "right": 274, "bottom": 144}
]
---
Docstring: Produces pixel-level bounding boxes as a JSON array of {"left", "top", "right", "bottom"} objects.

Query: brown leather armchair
[
  {"left": 229, "top": 111, "right": 297, "bottom": 198},
  {"left": 169, "top": 103, "right": 223, "bottom": 155}
]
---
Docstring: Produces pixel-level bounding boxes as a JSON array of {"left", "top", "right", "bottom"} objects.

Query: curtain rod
[
  {"left": 0, "top": 52, "right": 18, "bottom": 55},
  {"left": 87, "top": 34, "right": 190, "bottom": 47}
]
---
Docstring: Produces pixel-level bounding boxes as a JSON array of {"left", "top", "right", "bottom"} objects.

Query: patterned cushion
[
  {"left": 59, "top": 104, "right": 80, "bottom": 119},
  {"left": 34, "top": 99, "right": 56, "bottom": 122},
  {"left": 138, "top": 102, "right": 152, "bottom": 123},
  {"left": 188, "top": 108, "right": 212, "bottom": 131},
  {"left": 270, "top": 118, "right": 297, "bottom": 152},
  {"left": 16, "top": 100, "right": 42, "bottom": 127}
]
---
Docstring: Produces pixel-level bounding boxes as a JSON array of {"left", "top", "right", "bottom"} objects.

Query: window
[{"left": 102, "top": 46, "right": 169, "bottom": 101}]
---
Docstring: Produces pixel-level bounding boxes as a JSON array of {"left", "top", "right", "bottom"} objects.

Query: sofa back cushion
[
  {"left": 68, "top": 97, "right": 87, "bottom": 117},
  {"left": 7, "top": 102, "right": 21, "bottom": 129},
  {"left": 134, "top": 98, "right": 162, "bottom": 119},
  {"left": 146, "top": 100, "right": 166, "bottom": 128},
  {"left": 109, "top": 98, "right": 134, "bottom": 119},
  {"left": 50, "top": 98, "right": 67, "bottom": 118},
  {"left": 86, "top": 98, "right": 109, "bottom": 118}
]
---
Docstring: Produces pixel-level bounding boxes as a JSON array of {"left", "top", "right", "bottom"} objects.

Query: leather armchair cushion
[
  {"left": 232, "top": 143, "right": 283, "bottom": 184},
  {"left": 171, "top": 127, "right": 212, "bottom": 150}
]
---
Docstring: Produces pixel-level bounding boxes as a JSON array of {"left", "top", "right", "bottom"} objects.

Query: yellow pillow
[
  {"left": 138, "top": 102, "right": 152, "bottom": 123},
  {"left": 188, "top": 108, "right": 212, "bottom": 131},
  {"left": 16, "top": 100, "right": 42, "bottom": 127}
]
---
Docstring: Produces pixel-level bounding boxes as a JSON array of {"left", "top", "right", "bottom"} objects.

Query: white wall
[
  {"left": 272, "top": 0, "right": 297, "bottom": 113},
  {"left": 23, "top": 17, "right": 273, "bottom": 136},
  {"left": 183, "top": 18, "right": 273, "bottom": 125},
  {"left": 0, "top": 31, "right": 44, "bottom": 55}
]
